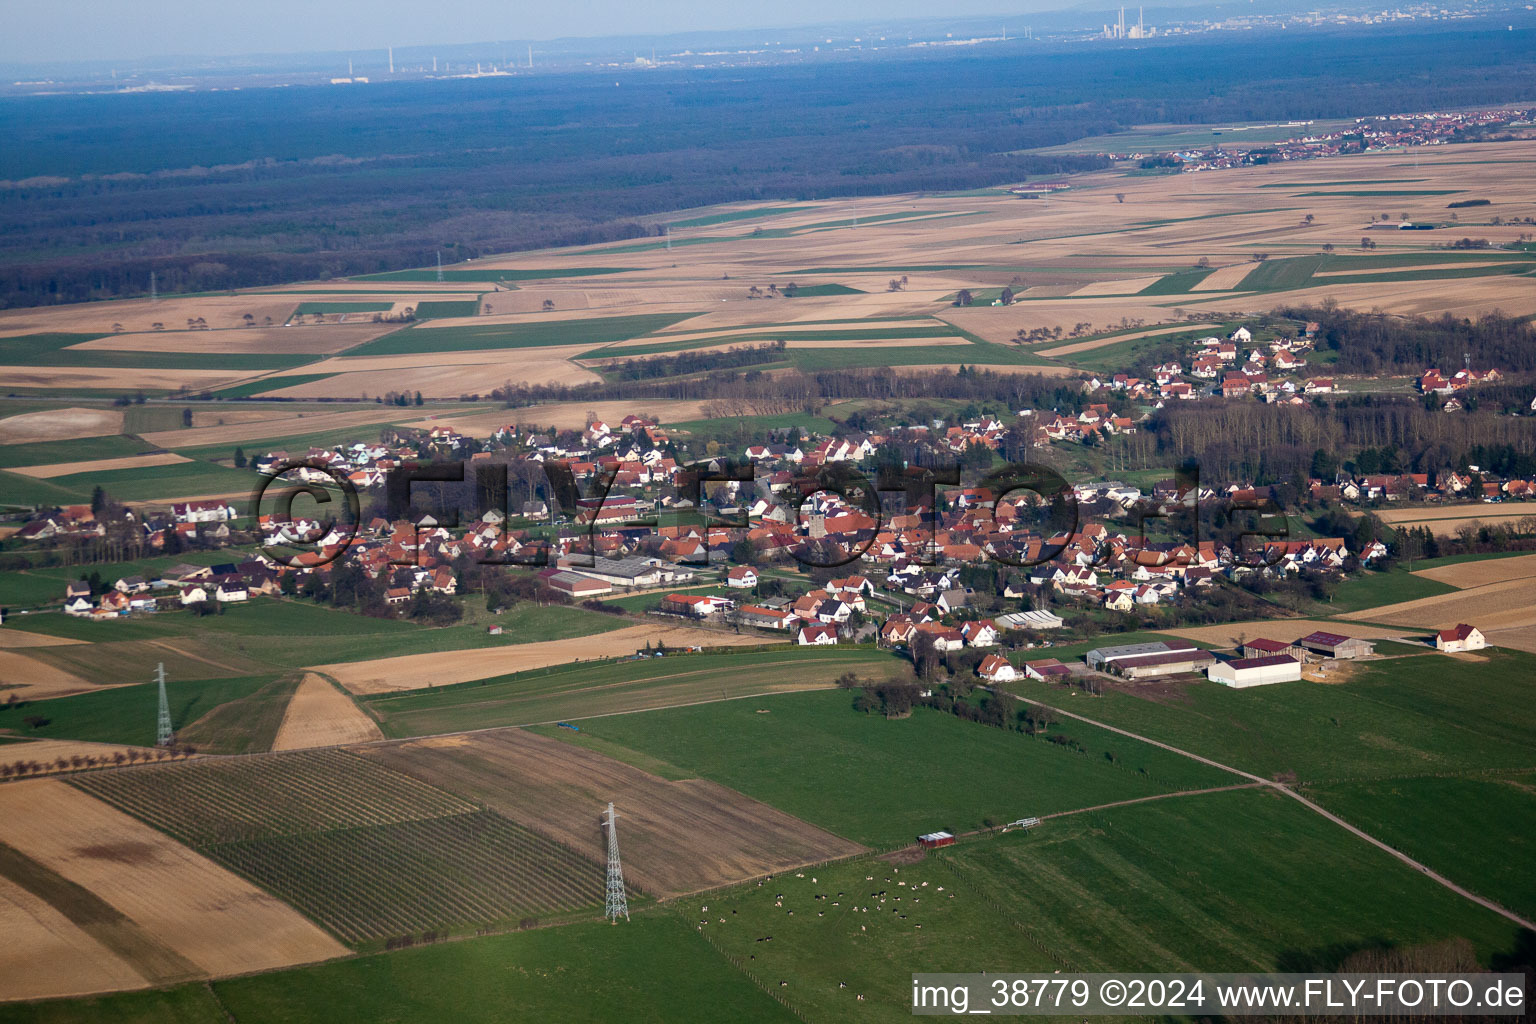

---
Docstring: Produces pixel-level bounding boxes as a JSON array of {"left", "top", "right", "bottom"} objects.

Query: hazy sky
[{"left": 2, "top": 0, "right": 1074, "bottom": 65}]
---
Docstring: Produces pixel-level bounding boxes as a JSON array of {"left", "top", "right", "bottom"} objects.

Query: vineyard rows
[
  {"left": 208, "top": 811, "right": 605, "bottom": 943},
  {"left": 70, "top": 748, "right": 610, "bottom": 944},
  {"left": 71, "top": 749, "right": 475, "bottom": 845}
]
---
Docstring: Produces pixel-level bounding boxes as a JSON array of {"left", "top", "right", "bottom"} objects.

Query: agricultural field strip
[
  {"left": 70, "top": 749, "right": 607, "bottom": 942},
  {"left": 1006, "top": 693, "right": 1536, "bottom": 932}
]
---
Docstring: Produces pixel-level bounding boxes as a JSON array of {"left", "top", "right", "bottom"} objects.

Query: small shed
[{"left": 917, "top": 831, "right": 955, "bottom": 849}]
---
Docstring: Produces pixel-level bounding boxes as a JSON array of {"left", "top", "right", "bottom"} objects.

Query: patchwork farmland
[{"left": 70, "top": 750, "right": 606, "bottom": 943}]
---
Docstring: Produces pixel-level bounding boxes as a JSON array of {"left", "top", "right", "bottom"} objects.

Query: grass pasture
[
  {"left": 678, "top": 787, "right": 1523, "bottom": 1022},
  {"left": 1306, "top": 772, "right": 1536, "bottom": 923},
  {"left": 363, "top": 645, "right": 899, "bottom": 735},
  {"left": 1002, "top": 648, "right": 1536, "bottom": 785},
  {"left": 555, "top": 688, "right": 1232, "bottom": 847}
]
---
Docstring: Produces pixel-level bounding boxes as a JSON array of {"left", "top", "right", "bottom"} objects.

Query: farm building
[
  {"left": 917, "top": 831, "right": 955, "bottom": 849},
  {"left": 977, "top": 654, "right": 1020, "bottom": 683},
  {"left": 1104, "top": 648, "right": 1216, "bottom": 680},
  {"left": 1435, "top": 623, "right": 1486, "bottom": 653},
  {"left": 996, "top": 609, "right": 1065, "bottom": 630},
  {"left": 1086, "top": 641, "right": 1187, "bottom": 672},
  {"left": 659, "top": 594, "right": 734, "bottom": 618},
  {"left": 1023, "top": 659, "right": 1073, "bottom": 682},
  {"left": 1297, "top": 631, "right": 1375, "bottom": 660},
  {"left": 537, "top": 569, "right": 614, "bottom": 597},
  {"left": 1240, "top": 637, "right": 1304, "bottom": 660},
  {"left": 1208, "top": 654, "right": 1302, "bottom": 688},
  {"left": 738, "top": 605, "right": 796, "bottom": 630}
]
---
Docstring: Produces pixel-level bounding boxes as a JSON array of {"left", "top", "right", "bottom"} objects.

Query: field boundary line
[{"left": 1012, "top": 694, "right": 1536, "bottom": 933}]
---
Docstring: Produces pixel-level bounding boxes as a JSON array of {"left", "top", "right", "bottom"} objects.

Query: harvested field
[
  {"left": 10, "top": 452, "right": 190, "bottom": 479},
  {"left": 0, "top": 649, "right": 95, "bottom": 699},
  {"left": 362, "top": 728, "right": 866, "bottom": 896},
  {"left": 67, "top": 324, "right": 395, "bottom": 356},
  {"left": 0, "top": 628, "right": 89, "bottom": 649},
  {"left": 404, "top": 399, "right": 714, "bottom": 434},
  {"left": 1371, "top": 504, "right": 1536, "bottom": 537},
  {"left": 1340, "top": 577, "right": 1536, "bottom": 631},
  {"left": 270, "top": 673, "right": 384, "bottom": 751},
  {"left": 0, "top": 739, "right": 178, "bottom": 774},
  {"left": 0, "top": 367, "right": 242, "bottom": 392},
  {"left": 139, "top": 407, "right": 408, "bottom": 448},
  {"left": 261, "top": 351, "right": 599, "bottom": 397},
  {"left": 319, "top": 623, "right": 781, "bottom": 695},
  {"left": 0, "top": 296, "right": 300, "bottom": 338},
  {"left": 0, "top": 407, "right": 122, "bottom": 444},
  {"left": 0, "top": 873, "right": 149, "bottom": 1001},
  {"left": 1070, "top": 276, "right": 1163, "bottom": 296},
  {"left": 1190, "top": 262, "right": 1261, "bottom": 291},
  {"left": 0, "top": 779, "right": 346, "bottom": 979},
  {"left": 1165, "top": 618, "right": 1408, "bottom": 648},
  {"left": 1482, "top": 625, "right": 1536, "bottom": 654},
  {"left": 1375, "top": 504, "right": 1536, "bottom": 524},
  {"left": 1412, "top": 553, "right": 1536, "bottom": 589}
]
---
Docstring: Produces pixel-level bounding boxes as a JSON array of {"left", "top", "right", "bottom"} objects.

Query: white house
[
  {"left": 797, "top": 624, "right": 839, "bottom": 646},
  {"left": 1435, "top": 623, "right": 1486, "bottom": 653},
  {"left": 179, "top": 585, "right": 209, "bottom": 605},
  {"left": 725, "top": 566, "right": 758, "bottom": 589},
  {"left": 976, "top": 654, "right": 1020, "bottom": 683}
]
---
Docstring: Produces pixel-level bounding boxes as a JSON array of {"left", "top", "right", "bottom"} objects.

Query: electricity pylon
[
  {"left": 155, "top": 663, "right": 173, "bottom": 747},
  {"left": 602, "top": 802, "right": 629, "bottom": 922}
]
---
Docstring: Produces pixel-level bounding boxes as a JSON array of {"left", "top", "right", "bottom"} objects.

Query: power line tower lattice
[
  {"left": 155, "top": 663, "right": 173, "bottom": 748},
  {"left": 602, "top": 802, "right": 629, "bottom": 923}
]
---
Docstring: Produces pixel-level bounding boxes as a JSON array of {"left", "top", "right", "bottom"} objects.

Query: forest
[{"left": 2, "top": 20, "right": 1535, "bottom": 307}]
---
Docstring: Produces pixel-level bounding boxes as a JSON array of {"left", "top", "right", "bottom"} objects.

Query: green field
[
  {"left": 1323, "top": 566, "right": 1456, "bottom": 613},
  {"left": 365, "top": 647, "right": 904, "bottom": 738},
  {"left": 1232, "top": 254, "right": 1325, "bottom": 292},
  {"left": 291, "top": 302, "right": 392, "bottom": 315},
  {"left": 0, "top": 674, "right": 281, "bottom": 750},
  {"left": 1002, "top": 649, "right": 1536, "bottom": 785},
  {"left": 411, "top": 299, "right": 481, "bottom": 318},
  {"left": 0, "top": 434, "right": 152, "bottom": 470},
  {"left": 1138, "top": 267, "right": 1216, "bottom": 294},
  {"left": 0, "top": 913, "right": 797, "bottom": 1024},
  {"left": 11, "top": 599, "right": 629, "bottom": 678},
  {"left": 1306, "top": 772, "right": 1536, "bottom": 922},
  {"left": 552, "top": 688, "right": 1232, "bottom": 846},
  {"left": 942, "top": 788, "right": 1522, "bottom": 966},
  {"left": 37, "top": 459, "right": 256, "bottom": 503},
  {"left": 785, "top": 283, "right": 866, "bottom": 296},
  {"left": 343, "top": 313, "right": 698, "bottom": 356},
  {"left": 212, "top": 373, "right": 337, "bottom": 398},
  {"left": 682, "top": 788, "right": 1522, "bottom": 1021}
]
